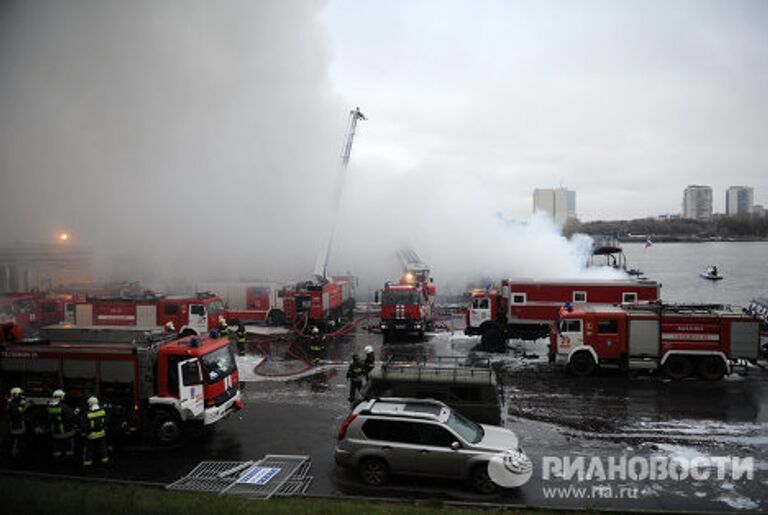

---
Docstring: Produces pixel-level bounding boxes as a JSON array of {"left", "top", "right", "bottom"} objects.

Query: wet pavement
[{"left": 2, "top": 315, "right": 767, "bottom": 512}]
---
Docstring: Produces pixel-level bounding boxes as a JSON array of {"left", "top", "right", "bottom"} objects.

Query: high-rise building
[
  {"left": 725, "top": 186, "right": 754, "bottom": 216},
  {"left": 682, "top": 185, "right": 713, "bottom": 220},
  {"left": 533, "top": 187, "right": 576, "bottom": 225}
]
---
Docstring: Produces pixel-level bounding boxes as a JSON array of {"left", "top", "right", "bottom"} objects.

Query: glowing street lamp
[{"left": 58, "top": 232, "right": 70, "bottom": 242}]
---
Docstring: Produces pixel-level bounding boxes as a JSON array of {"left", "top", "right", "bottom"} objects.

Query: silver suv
[{"left": 335, "top": 398, "right": 532, "bottom": 494}]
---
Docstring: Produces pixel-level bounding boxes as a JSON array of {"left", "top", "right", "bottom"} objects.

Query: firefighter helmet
[
  {"left": 364, "top": 345, "right": 373, "bottom": 354},
  {"left": 52, "top": 389, "right": 66, "bottom": 400},
  {"left": 311, "top": 327, "right": 319, "bottom": 335},
  {"left": 218, "top": 316, "right": 227, "bottom": 325},
  {"left": 165, "top": 321, "right": 175, "bottom": 332},
  {"left": 10, "top": 387, "right": 23, "bottom": 398},
  {"left": 87, "top": 396, "right": 99, "bottom": 409}
]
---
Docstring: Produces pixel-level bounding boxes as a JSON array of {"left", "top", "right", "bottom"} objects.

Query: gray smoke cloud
[
  {"left": 0, "top": 0, "right": 618, "bottom": 295},
  {"left": 0, "top": 0, "right": 346, "bottom": 285}
]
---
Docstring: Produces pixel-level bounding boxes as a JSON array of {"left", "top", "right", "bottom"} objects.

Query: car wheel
[
  {"left": 664, "top": 355, "right": 693, "bottom": 380},
  {"left": 358, "top": 457, "right": 389, "bottom": 487},
  {"left": 698, "top": 356, "right": 726, "bottom": 381},
  {"left": 569, "top": 351, "right": 596, "bottom": 377},
  {"left": 470, "top": 464, "right": 498, "bottom": 494}
]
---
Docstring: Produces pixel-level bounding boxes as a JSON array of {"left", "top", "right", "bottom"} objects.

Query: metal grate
[{"left": 167, "top": 455, "right": 312, "bottom": 499}]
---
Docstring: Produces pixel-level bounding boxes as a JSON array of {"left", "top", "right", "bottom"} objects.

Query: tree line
[{"left": 563, "top": 214, "right": 768, "bottom": 240}]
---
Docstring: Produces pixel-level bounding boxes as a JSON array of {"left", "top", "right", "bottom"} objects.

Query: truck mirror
[{"left": 181, "top": 361, "right": 202, "bottom": 386}]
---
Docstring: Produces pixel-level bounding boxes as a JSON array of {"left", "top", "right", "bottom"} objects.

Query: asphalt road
[{"left": 2, "top": 319, "right": 767, "bottom": 512}]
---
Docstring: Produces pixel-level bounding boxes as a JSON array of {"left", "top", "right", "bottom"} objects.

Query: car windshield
[
  {"left": 381, "top": 290, "right": 418, "bottom": 305},
  {"left": 445, "top": 409, "right": 483, "bottom": 444},
  {"left": 201, "top": 345, "right": 236, "bottom": 384}
]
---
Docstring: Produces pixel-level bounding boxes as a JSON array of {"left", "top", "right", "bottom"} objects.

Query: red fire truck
[
  {"left": 551, "top": 303, "right": 761, "bottom": 381},
  {"left": 379, "top": 278, "right": 436, "bottom": 341},
  {"left": 282, "top": 276, "right": 356, "bottom": 332},
  {"left": 465, "top": 278, "right": 661, "bottom": 350},
  {"left": 74, "top": 292, "right": 227, "bottom": 336},
  {"left": 198, "top": 281, "right": 291, "bottom": 326},
  {"left": 0, "top": 325, "right": 242, "bottom": 444},
  {"left": 0, "top": 292, "right": 70, "bottom": 336}
]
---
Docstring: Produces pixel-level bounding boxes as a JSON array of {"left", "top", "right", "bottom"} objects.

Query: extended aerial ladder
[
  {"left": 314, "top": 107, "right": 367, "bottom": 282},
  {"left": 397, "top": 246, "right": 431, "bottom": 284}
]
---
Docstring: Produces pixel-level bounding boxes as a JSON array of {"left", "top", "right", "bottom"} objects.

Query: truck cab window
[
  {"left": 181, "top": 361, "right": 202, "bottom": 386},
  {"left": 190, "top": 304, "right": 206, "bottom": 316},
  {"left": 597, "top": 320, "right": 619, "bottom": 334},
  {"left": 562, "top": 319, "right": 582, "bottom": 333},
  {"left": 164, "top": 303, "right": 180, "bottom": 316}
]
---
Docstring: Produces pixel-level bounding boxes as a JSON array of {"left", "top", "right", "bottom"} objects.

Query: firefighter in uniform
[
  {"left": 164, "top": 321, "right": 176, "bottom": 335},
  {"left": 346, "top": 354, "right": 366, "bottom": 402},
  {"left": 48, "top": 389, "right": 77, "bottom": 460},
  {"left": 309, "top": 327, "right": 325, "bottom": 366},
  {"left": 7, "top": 387, "right": 27, "bottom": 458},
  {"left": 235, "top": 323, "right": 247, "bottom": 357},
  {"left": 218, "top": 316, "right": 229, "bottom": 338},
  {"left": 81, "top": 396, "right": 109, "bottom": 467},
  {"left": 363, "top": 345, "right": 375, "bottom": 379}
]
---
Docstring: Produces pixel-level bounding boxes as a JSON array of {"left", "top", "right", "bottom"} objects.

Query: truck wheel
[
  {"left": 358, "top": 457, "right": 389, "bottom": 487},
  {"left": 698, "top": 356, "right": 726, "bottom": 381},
  {"left": 481, "top": 327, "right": 504, "bottom": 353},
  {"left": 470, "top": 464, "right": 498, "bottom": 494},
  {"left": 664, "top": 355, "right": 692, "bottom": 380},
  {"left": 152, "top": 412, "right": 182, "bottom": 446},
  {"left": 569, "top": 351, "right": 596, "bottom": 377}
]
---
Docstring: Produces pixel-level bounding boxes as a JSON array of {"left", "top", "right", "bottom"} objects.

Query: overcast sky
[{"left": 321, "top": 0, "right": 768, "bottom": 220}]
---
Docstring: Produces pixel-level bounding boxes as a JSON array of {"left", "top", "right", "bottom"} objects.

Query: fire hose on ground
[{"left": 252, "top": 313, "right": 376, "bottom": 378}]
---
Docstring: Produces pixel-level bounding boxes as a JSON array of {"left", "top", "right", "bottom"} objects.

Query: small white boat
[{"left": 700, "top": 266, "right": 723, "bottom": 281}]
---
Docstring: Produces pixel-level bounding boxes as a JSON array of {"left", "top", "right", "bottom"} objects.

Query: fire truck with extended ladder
[
  {"left": 379, "top": 247, "right": 436, "bottom": 341},
  {"left": 465, "top": 278, "right": 660, "bottom": 351},
  {"left": 73, "top": 291, "right": 227, "bottom": 336},
  {"left": 280, "top": 108, "right": 366, "bottom": 333},
  {"left": 551, "top": 302, "right": 761, "bottom": 381},
  {"left": 0, "top": 325, "right": 242, "bottom": 444}
]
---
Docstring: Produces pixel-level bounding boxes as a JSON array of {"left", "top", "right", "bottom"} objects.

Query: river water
[{"left": 621, "top": 241, "right": 768, "bottom": 307}]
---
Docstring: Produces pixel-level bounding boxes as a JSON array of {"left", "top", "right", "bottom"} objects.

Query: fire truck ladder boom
[{"left": 314, "top": 107, "right": 367, "bottom": 282}]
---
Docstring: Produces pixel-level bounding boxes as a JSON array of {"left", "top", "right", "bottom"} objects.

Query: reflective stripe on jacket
[{"left": 85, "top": 409, "right": 107, "bottom": 439}]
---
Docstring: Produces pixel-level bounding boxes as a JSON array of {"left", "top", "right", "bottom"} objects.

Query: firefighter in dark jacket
[
  {"left": 363, "top": 345, "right": 375, "bottom": 379},
  {"left": 309, "top": 327, "right": 326, "bottom": 366},
  {"left": 7, "top": 387, "right": 27, "bottom": 458},
  {"left": 218, "top": 316, "right": 229, "bottom": 338},
  {"left": 81, "top": 396, "right": 109, "bottom": 467},
  {"left": 346, "top": 354, "right": 366, "bottom": 402},
  {"left": 235, "top": 323, "right": 247, "bottom": 357},
  {"left": 48, "top": 389, "right": 76, "bottom": 460}
]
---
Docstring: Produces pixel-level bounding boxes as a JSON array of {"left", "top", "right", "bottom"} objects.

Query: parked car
[{"left": 335, "top": 397, "right": 531, "bottom": 494}]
